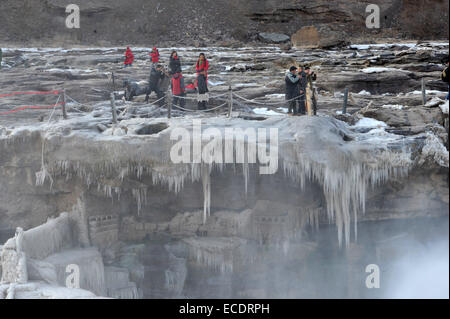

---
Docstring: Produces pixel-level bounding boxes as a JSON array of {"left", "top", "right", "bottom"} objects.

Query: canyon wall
[{"left": 0, "top": 0, "right": 448, "bottom": 46}]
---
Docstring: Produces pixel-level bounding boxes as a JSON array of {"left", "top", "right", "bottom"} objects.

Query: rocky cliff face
[{"left": 0, "top": 0, "right": 448, "bottom": 46}]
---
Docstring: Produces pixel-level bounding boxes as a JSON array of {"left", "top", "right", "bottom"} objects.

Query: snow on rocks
[
  {"left": 252, "top": 107, "right": 282, "bottom": 116},
  {"left": 354, "top": 117, "right": 388, "bottom": 128},
  {"left": 407, "top": 90, "right": 447, "bottom": 96},
  {"left": 381, "top": 104, "right": 405, "bottom": 110},
  {"left": 439, "top": 101, "right": 449, "bottom": 115},
  {"left": 419, "top": 132, "right": 449, "bottom": 168},
  {"left": 361, "top": 67, "right": 405, "bottom": 73},
  {"left": 103, "top": 126, "right": 127, "bottom": 136},
  {"left": 425, "top": 97, "right": 445, "bottom": 108}
]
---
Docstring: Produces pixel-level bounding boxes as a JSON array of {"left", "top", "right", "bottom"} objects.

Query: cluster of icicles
[{"left": 35, "top": 134, "right": 413, "bottom": 248}]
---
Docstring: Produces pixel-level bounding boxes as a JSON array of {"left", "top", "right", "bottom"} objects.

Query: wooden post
[
  {"left": 167, "top": 89, "right": 172, "bottom": 119},
  {"left": 110, "top": 92, "right": 117, "bottom": 124},
  {"left": 343, "top": 88, "right": 349, "bottom": 114},
  {"left": 228, "top": 86, "right": 233, "bottom": 118},
  {"left": 422, "top": 78, "right": 427, "bottom": 106},
  {"left": 62, "top": 88, "right": 68, "bottom": 119}
]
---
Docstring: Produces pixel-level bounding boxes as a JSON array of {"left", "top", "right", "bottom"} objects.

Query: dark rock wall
[{"left": 0, "top": 0, "right": 448, "bottom": 46}]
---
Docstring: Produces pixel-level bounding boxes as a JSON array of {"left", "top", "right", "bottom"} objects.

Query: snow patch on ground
[
  {"left": 357, "top": 90, "right": 371, "bottom": 96},
  {"left": 361, "top": 67, "right": 404, "bottom": 73},
  {"left": 349, "top": 43, "right": 417, "bottom": 50},
  {"left": 382, "top": 104, "right": 404, "bottom": 110},
  {"left": 208, "top": 80, "right": 226, "bottom": 86},
  {"left": 253, "top": 107, "right": 283, "bottom": 116},
  {"left": 407, "top": 90, "right": 447, "bottom": 96},
  {"left": 354, "top": 117, "right": 387, "bottom": 128},
  {"left": 349, "top": 42, "right": 448, "bottom": 51},
  {"left": 265, "top": 94, "right": 285, "bottom": 99}
]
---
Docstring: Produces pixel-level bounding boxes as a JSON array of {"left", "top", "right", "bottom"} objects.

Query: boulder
[
  {"left": 291, "top": 25, "right": 349, "bottom": 49},
  {"left": 359, "top": 104, "right": 445, "bottom": 128},
  {"left": 258, "top": 32, "right": 290, "bottom": 43}
]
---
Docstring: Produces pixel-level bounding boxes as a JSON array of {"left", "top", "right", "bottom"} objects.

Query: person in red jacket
[
  {"left": 196, "top": 53, "right": 210, "bottom": 110},
  {"left": 171, "top": 72, "right": 186, "bottom": 109},
  {"left": 124, "top": 47, "right": 134, "bottom": 68},
  {"left": 150, "top": 47, "right": 159, "bottom": 64},
  {"left": 195, "top": 53, "right": 209, "bottom": 85}
]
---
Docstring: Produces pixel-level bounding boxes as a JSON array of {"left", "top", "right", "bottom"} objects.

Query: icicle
[
  {"left": 201, "top": 165, "right": 211, "bottom": 224},
  {"left": 35, "top": 135, "right": 53, "bottom": 189},
  {"left": 132, "top": 188, "right": 147, "bottom": 216},
  {"left": 242, "top": 162, "right": 249, "bottom": 195}
]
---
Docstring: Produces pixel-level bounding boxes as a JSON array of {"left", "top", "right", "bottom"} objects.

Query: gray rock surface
[{"left": 258, "top": 33, "right": 290, "bottom": 43}]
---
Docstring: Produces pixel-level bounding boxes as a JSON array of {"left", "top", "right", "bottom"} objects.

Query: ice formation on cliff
[{"left": 0, "top": 115, "right": 422, "bottom": 247}]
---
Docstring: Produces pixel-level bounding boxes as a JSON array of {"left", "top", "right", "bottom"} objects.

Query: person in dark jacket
[
  {"left": 285, "top": 66, "right": 300, "bottom": 115},
  {"left": 169, "top": 51, "right": 182, "bottom": 75},
  {"left": 196, "top": 53, "right": 209, "bottom": 110},
  {"left": 305, "top": 66, "right": 318, "bottom": 115},
  {"left": 297, "top": 66, "right": 307, "bottom": 115},
  {"left": 171, "top": 72, "right": 186, "bottom": 109},
  {"left": 441, "top": 57, "right": 449, "bottom": 100},
  {"left": 145, "top": 64, "right": 166, "bottom": 106}
]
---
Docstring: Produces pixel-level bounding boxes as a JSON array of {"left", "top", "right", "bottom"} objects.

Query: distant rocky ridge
[{"left": 0, "top": 0, "right": 448, "bottom": 46}]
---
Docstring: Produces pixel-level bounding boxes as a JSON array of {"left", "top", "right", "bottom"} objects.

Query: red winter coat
[
  {"left": 171, "top": 73, "right": 185, "bottom": 95},
  {"left": 124, "top": 48, "right": 134, "bottom": 65},
  {"left": 195, "top": 59, "right": 209, "bottom": 87},
  {"left": 150, "top": 47, "right": 159, "bottom": 63}
]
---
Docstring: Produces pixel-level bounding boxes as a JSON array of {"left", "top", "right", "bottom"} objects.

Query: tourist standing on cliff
[
  {"left": 171, "top": 72, "right": 186, "bottom": 109},
  {"left": 297, "top": 66, "right": 307, "bottom": 115},
  {"left": 124, "top": 47, "right": 134, "bottom": 68},
  {"left": 196, "top": 53, "right": 209, "bottom": 110},
  {"left": 145, "top": 64, "right": 166, "bottom": 106},
  {"left": 169, "top": 51, "right": 182, "bottom": 75},
  {"left": 150, "top": 47, "right": 160, "bottom": 64},
  {"left": 285, "top": 66, "right": 300, "bottom": 115}
]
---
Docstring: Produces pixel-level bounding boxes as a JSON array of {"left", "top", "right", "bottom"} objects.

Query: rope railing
[
  {"left": 0, "top": 90, "right": 65, "bottom": 116},
  {"left": 232, "top": 91, "right": 299, "bottom": 106},
  {"left": 171, "top": 101, "right": 228, "bottom": 113},
  {"left": 0, "top": 85, "right": 306, "bottom": 121}
]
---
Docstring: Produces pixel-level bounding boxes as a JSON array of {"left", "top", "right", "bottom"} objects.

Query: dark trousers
[
  {"left": 145, "top": 86, "right": 165, "bottom": 107},
  {"left": 312, "top": 88, "right": 317, "bottom": 115},
  {"left": 312, "top": 96, "right": 317, "bottom": 115},
  {"left": 298, "top": 94, "right": 306, "bottom": 115},
  {"left": 173, "top": 94, "right": 186, "bottom": 109},
  {"left": 288, "top": 98, "right": 298, "bottom": 114},
  {"left": 198, "top": 101, "right": 207, "bottom": 110},
  {"left": 288, "top": 96, "right": 305, "bottom": 115}
]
